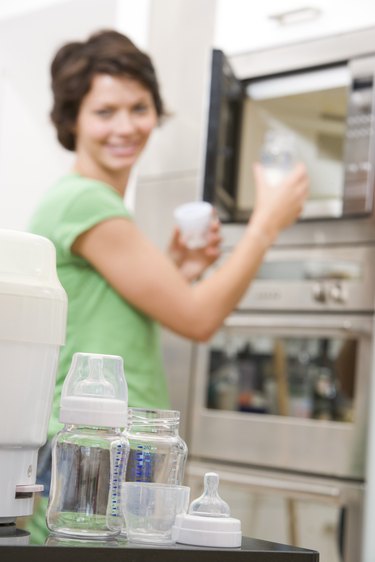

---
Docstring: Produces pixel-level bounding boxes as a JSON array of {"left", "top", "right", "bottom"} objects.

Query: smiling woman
[{"left": 31, "top": 30, "right": 175, "bottom": 441}]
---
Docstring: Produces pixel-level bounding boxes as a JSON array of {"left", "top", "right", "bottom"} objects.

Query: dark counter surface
[{"left": 0, "top": 532, "right": 319, "bottom": 561}]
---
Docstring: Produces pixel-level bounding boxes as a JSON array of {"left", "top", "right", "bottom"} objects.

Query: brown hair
[{"left": 50, "top": 29, "right": 166, "bottom": 151}]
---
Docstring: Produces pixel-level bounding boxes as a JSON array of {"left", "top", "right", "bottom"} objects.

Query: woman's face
[{"left": 74, "top": 74, "right": 158, "bottom": 178}]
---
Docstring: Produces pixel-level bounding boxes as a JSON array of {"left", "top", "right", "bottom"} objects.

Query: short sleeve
[{"left": 54, "top": 182, "right": 131, "bottom": 261}]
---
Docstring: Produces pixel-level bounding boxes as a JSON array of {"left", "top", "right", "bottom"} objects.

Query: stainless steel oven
[
  {"left": 186, "top": 245, "right": 375, "bottom": 562},
  {"left": 189, "top": 311, "right": 371, "bottom": 479},
  {"left": 202, "top": 27, "right": 375, "bottom": 246}
]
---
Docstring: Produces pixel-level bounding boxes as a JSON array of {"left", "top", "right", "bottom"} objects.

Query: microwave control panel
[{"left": 343, "top": 55, "right": 375, "bottom": 215}]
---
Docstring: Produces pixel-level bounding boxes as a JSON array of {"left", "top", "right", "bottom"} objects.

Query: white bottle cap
[
  {"left": 172, "top": 512, "right": 242, "bottom": 548},
  {"left": 59, "top": 353, "right": 128, "bottom": 428}
]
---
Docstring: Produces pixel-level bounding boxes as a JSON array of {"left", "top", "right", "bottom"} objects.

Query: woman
[
  {"left": 27, "top": 28, "right": 308, "bottom": 542},
  {"left": 30, "top": 27, "right": 308, "bottom": 429}
]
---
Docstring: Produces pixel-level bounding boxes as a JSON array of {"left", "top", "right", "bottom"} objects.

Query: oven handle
[
  {"left": 198, "top": 468, "right": 342, "bottom": 503},
  {"left": 223, "top": 314, "right": 370, "bottom": 336}
]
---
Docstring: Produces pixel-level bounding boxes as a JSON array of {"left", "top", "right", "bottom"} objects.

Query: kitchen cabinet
[{"left": 214, "top": 0, "right": 375, "bottom": 54}]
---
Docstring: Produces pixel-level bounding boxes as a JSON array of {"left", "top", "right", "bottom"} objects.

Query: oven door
[
  {"left": 185, "top": 460, "right": 364, "bottom": 562},
  {"left": 188, "top": 313, "right": 372, "bottom": 479}
]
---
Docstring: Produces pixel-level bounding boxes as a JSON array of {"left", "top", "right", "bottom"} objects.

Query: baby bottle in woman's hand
[{"left": 260, "top": 129, "right": 298, "bottom": 187}]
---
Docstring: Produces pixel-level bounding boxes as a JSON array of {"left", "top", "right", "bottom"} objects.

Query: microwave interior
[
  {"left": 204, "top": 50, "right": 375, "bottom": 223},
  {"left": 237, "top": 66, "right": 349, "bottom": 220}
]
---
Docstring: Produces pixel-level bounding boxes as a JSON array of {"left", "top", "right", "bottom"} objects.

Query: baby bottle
[
  {"left": 124, "top": 408, "right": 188, "bottom": 485},
  {"left": 46, "top": 353, "right": 129, "bottom": 538},
  {"left": 260, "top": 129, "right": 297, "bottom": 186}
]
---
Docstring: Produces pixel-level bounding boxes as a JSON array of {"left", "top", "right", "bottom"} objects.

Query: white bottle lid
[
  {"left": 59, "top": 353, "right": 128, "bottom": 428},
  {"left": 172, "top": 512, "right": 242, "bottom": 548}
]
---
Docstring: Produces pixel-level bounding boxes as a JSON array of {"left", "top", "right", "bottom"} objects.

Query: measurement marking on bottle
[{"left": 110, "top": 443, "right": 127, "bottom": 517}]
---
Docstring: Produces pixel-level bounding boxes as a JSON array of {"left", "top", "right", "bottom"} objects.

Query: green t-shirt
[{"left": 29, "top": 173, "right": 170, "bottom": 438}]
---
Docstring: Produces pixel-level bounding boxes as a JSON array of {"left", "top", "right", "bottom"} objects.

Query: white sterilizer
[{"left": 0, "top": 229, "right": 67, "bottom": 523}]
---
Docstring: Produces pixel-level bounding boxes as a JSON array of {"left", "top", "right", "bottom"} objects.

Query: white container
[
  {"left": 0, "top": 229, "right": 67, "bottom": 522},
  {"left": 173, "top": 201, "right": 213, "bottom": 249}
]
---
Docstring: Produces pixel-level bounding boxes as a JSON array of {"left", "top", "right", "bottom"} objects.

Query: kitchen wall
[
  {"left": 133, "top": 0, "right": 217, "bottom": 437},
  {"left": 0, "top": 0, "right": 152, "bottom": 231},
  {"left": 0, "top": 0, "right": 114, "bottom": 230}
]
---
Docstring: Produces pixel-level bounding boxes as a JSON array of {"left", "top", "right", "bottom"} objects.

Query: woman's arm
[{"left": 72, "top": 164, "right": 308, "bottom": 341}]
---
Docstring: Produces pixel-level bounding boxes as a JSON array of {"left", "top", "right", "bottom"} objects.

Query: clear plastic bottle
[
  {"left": 260, "top": 129, "right": 297, "bottom": 186},
  {"left": 124, "top": 408, "right": 188, "bottom": 485},
  {"left": 46, "top": 353, "right": 129, "bottom": 538}
]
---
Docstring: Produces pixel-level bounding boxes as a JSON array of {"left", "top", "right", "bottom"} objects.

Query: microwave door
[{"left": 203, "top": 49, "right": 245, "bottom": 222}]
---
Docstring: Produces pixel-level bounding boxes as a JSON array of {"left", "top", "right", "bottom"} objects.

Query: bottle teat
[
  {"left": 189, "top": 472, "right": 230, "bottom": 518},
  {"left": 75, "top": 356, "right": 115, "bottom": 397}
]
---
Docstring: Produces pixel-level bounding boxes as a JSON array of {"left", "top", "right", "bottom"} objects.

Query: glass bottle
[
  {"left": 124, "top": 408, "right": 188, "bottom": 485},
  {"left": 46, "top": 353, "right": 129, "bottom": 538}
]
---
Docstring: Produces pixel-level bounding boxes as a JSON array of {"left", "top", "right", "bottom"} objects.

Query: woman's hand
[
  {"left": 250, "top": 162, "right": 309, "bottom": 240},
  {"left": 168, "top": 215, "right": 222, "bottom": 282}
]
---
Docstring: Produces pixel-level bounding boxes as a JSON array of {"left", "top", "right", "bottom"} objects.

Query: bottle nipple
[
  {"left": 74, "top": 356, "right": 115, "bottom": 398},
  {"left": 189, "top": 472, "right": 230, "bottom": 518}
]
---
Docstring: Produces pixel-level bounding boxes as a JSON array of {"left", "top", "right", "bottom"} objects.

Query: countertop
[{"left": 0, "top": 533, "right": 319, "bottom": 561}]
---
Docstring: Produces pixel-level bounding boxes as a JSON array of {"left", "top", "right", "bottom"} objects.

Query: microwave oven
[{"left": 203, "top": 33, "right": 375, "bottom": 225}]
